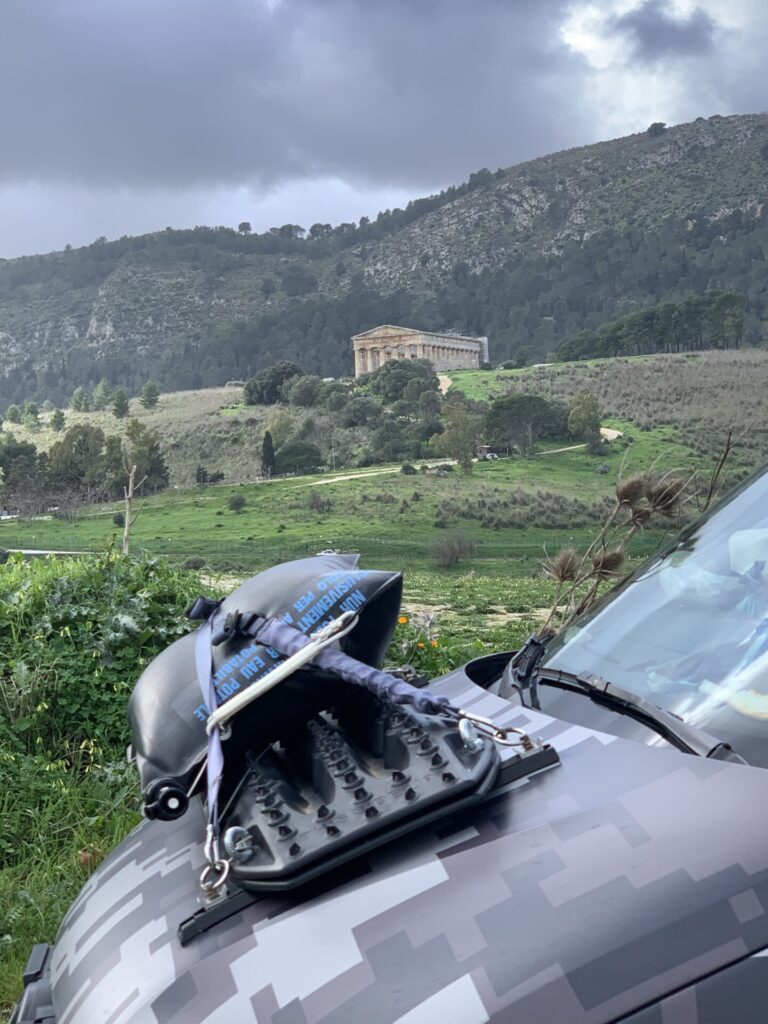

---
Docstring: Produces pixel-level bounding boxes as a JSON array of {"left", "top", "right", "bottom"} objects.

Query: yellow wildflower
[{"left": 398, "top": 615, "right": 409, "bottom": 624}]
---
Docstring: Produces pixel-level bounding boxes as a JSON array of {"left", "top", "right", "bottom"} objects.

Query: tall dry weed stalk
[{"left": 541, "top": 436, "right": 737, "bottom": 634}]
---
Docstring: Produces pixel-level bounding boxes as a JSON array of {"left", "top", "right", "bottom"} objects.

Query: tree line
[
  {"left": 556, "top": 291, "right": 744, "bottom": 362},
  {"left": 0, "top": 419, "right": 168, "bottom": 516}
]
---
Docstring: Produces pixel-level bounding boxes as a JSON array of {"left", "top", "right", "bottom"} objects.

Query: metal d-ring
[{"left": 200, "top": 859, "right": 230, "bottom": 894}]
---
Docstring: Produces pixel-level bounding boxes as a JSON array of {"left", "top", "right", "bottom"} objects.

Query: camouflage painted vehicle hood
[{"left": 44, "top": 669, "right": 768, "bottom": 1024}]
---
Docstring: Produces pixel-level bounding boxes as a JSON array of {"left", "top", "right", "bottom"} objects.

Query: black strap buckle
[
  {"left": 211, "top": 609, "right": 266, "bottom": 646},
  {"left": 185, "top": 596, "right": 224, "bottom": 622}
]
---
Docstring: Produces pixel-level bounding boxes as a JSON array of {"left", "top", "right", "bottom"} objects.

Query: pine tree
[
  {"left": 140, "top": 380, "right": 160, "bottom": 409},
  {"left": 91, "top": 378, "right": 112, "bottom": 410},
  {"left": 70, "top": 386, "right": 90, "bottom": 412},
  {"left": 261, "top": 430, "right": 275, "bottom": 478},
  {"left": 112, "top": 389, "right": 129, "bottom": 419},
  {"left": 50, "top": 408, "right": 66, "bottom": 432}
]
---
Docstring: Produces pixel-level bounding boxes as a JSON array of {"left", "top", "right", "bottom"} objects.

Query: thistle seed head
[
  {"left": 616, "top": 473, "right": 649, "bottom": 507},
  {"left": 545, "top": 547, "right": 579, "bottom": 582},
  {"left": 647, "top": 473, "right": 686, "bottom": 516},
  {"left": 591, "top": 548, "right": 625, "bottom": 580}
]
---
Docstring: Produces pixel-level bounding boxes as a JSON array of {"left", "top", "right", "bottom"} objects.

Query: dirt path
[
  {"left": 438, "top": 375, "right": 453, "bottom": 395},
  {"left": 600, "top": 427, "right": 623, "bottom": 441},
  {"left": 537, "top": 426, "right": 623, "bottom": 456},
  {"left": 299, "top": 461, "right": 455, "bottom": 487}
]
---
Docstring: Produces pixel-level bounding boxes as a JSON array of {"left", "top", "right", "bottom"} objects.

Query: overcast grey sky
[{"left": 0, "top": 0, "right": 765, "bottom": 258}]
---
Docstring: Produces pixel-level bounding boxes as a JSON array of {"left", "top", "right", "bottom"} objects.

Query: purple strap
[
  {"left": 194, "top": 619, "right": 224, "bottom": 835},
  {"left": 253, "top": 617, "right": 452, "bottom": 716}
]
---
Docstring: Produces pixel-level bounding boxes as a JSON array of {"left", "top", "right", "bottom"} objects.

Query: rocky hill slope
[{"left": 2, "top": 113, "right": 767, "bottom": 407}]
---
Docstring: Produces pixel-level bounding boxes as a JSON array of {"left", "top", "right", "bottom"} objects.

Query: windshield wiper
[{"left": 535, "top": 666, "right": 747, "bottom": 764}]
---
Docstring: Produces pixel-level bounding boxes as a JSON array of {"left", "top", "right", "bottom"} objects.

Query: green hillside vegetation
[
  {"left": 557, "top": 292, "right": 744, "bottom": 361},
  {"left": 0, "top": 427, "right": 714, "bottom": 573},
  {"left": 449, "top": 348, "right": 768, "bottom": 463},
  {"left": 2, "top": 114, "right": 768, "bottom": 407}
]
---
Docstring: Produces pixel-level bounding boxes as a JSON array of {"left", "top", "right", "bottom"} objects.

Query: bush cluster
[{"left": 0, "top": 552, "right": 203, "bottom": 755}]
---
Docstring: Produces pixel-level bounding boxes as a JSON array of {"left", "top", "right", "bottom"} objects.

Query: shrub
[
  {"left": 275, "top": 440, "right": 322, "bottom": 474},
  {"left": 430, "top": 530, "right": 477, "bottom": 567},
  {"left": 307, "top": 489, "right": 332, "bottom": 513},
  {"left": 181, "top": 556, "right": 206, "bottom": 570},
  {"left": 0, "top": 552, "right": 203, "bottom": 755},
  {"left": 401, "top": 463, "right": 417, "bottom": 475},
  {"left": 112, "top": 511, "right": 125, "bottom": 527},
  {"left": 228, "top": 494, "right": 247, "bottom": 512}
]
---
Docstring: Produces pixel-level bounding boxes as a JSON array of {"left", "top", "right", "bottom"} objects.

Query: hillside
[{"left": 2, "top": 112, "right": 768, "bottom": 407}]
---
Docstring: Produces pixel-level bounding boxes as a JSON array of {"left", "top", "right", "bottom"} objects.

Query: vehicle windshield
[{"left": 541, "top": 465, "right": 768, "bottom": 767}]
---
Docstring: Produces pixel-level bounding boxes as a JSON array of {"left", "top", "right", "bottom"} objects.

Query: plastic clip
[
  {"left": 186, "top": 596, "right": 224, "bottom": 622},
  {"left": 211, "top": 611, "right": 241, "bottom": 647}
]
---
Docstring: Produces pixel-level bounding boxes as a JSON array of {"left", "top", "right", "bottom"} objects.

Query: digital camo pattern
[{"left": 48, "top": 670, "right": 768, "bottom": 1024}]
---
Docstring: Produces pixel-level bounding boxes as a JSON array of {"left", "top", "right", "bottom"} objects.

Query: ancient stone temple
[{"left": 352, "top": 325, "right": 489, "bottom": 378}]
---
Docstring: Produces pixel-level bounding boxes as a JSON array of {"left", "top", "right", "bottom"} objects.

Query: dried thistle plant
[
  {"left": 540, "top": 457, "right": 704, "bottom": 634},
  {"left": 544, "top": 547, "right": 579, "bottom": 583},
  {"left": 591, "top": 548, "right": 625, "bottom": 580}
]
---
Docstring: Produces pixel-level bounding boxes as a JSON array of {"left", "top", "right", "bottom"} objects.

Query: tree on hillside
[
  {"left": 70, "top": 387, "right": 89, "bottom": 412},
  {"left": 5, "top": 404, "right": 21, "bottom": 424},
  {"left": 91, "top": 378, "right": 112, "bottom": 410},
  {"left": 140, "top": 380, "right": 160, "bottom": 409},
  {"left": 112, "top": 389, "right": 129, "bottom": 419},
  {"left": 287, "top": 374, "right": 322, "bottom": 407},
  {"left": 23, "top": 402, "right": 39, "bottom": 429},
  {"left": 366, "top": 358, "right": 439, "bottom": 403},
  {"left": 238, "top": 221, "right": 252, "bottom": 235},
  {"left": 486, "top": 394, "right": 567, "bottom": 455},
  {"left": 244, "top": 361, "right": 304, "bottom": 405},
  {"left": 432, "top": 403, "right": 483, "bottom": 473},
  {"left": 123, "top": 419, "right": 169, "bottom": 493},
  {"left": 50, "top": 408, "right": 66, "bottom": 432},
  {"left": 275, "top": 439, "right": 322, "bottom": 474},
  {"left": 340, "top": 396, "right": 381, "bottom": 427},
  {"left": 568, "top": 391, "right": 601, "bottom": 440},
  {"left": 0, "top": 434, "right": 41, "bottom": 492},
  {"left": 261, "top": 430, "right": 275, "bottom": 478},
  {"left": 48, "top": 424, "right": 108, "bottom": 494}
]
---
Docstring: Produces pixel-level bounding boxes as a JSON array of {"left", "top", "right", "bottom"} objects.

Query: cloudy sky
[{"left": 0, "top": 0, "right": 765, "bottom": 258}]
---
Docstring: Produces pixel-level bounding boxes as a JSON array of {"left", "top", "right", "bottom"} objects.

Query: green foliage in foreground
[
  {"left": 0, "top": 551, "right": 202, "bottom": 756},
  {"left": 0, "top": 751, "right": 142, "bottom": 1011},
  {"left": 0, "top": 553, "right": 206, "bottom": 1012}
]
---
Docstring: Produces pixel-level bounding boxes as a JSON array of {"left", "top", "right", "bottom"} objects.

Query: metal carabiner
[
  {"left": 453, "top": 708, "right": 538, "bottom": 750},
  {"left": 201, "top": 825, "right": 231, "bottom": 894}
]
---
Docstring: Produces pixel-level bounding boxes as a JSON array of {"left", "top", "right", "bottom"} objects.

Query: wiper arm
[{"left": 536, "top": 667, "right": 747, "bottom": 764}]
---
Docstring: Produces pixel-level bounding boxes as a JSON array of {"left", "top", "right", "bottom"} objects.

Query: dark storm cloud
[
  {"left": 611, "top": 0, "right": 719, "bottom": 62},
  {"left": 0, "top": 0, "right": 591, "bottom": 193}
]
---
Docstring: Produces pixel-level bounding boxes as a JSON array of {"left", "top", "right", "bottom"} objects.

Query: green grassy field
[{"left": 0, "top": 421, "right": 693, "bottom": 573}]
